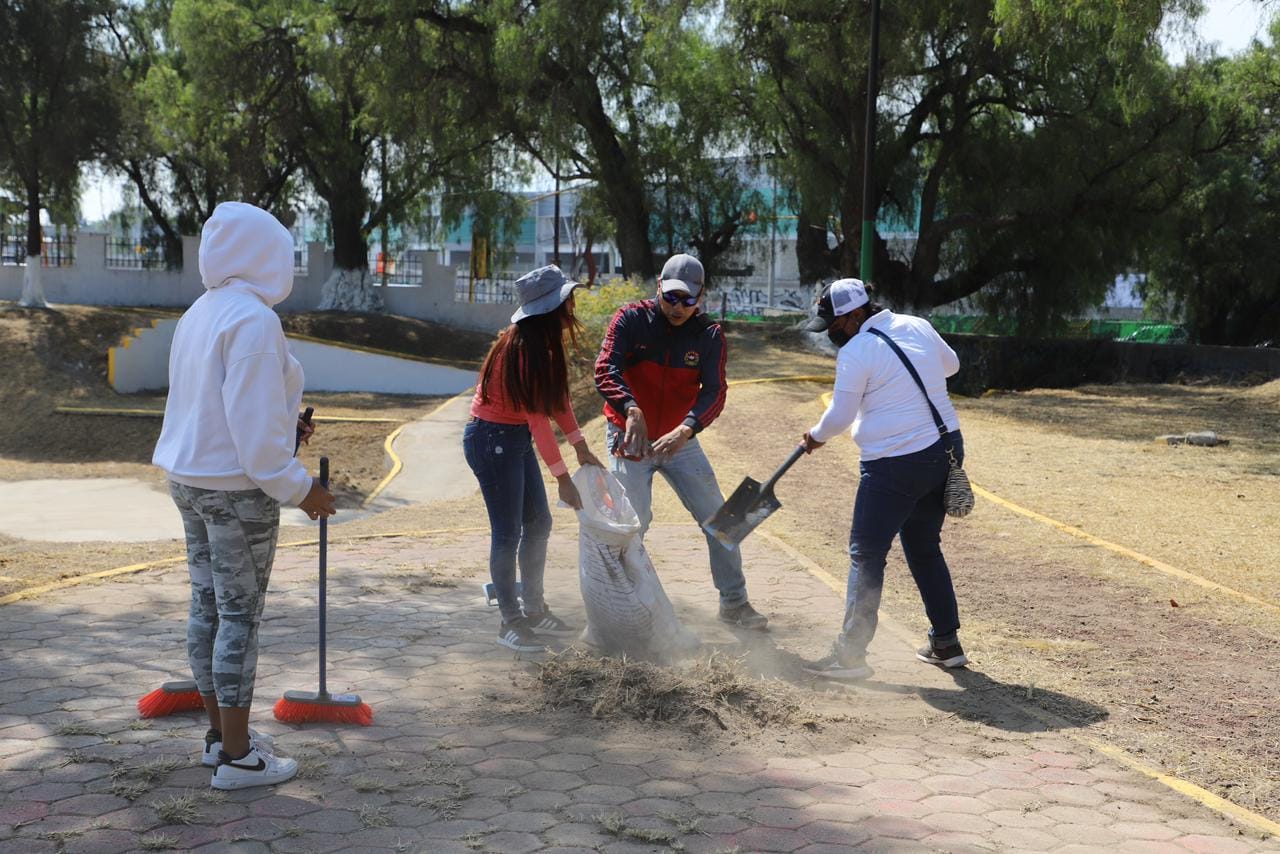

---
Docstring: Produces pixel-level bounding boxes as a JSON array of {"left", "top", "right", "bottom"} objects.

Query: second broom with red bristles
[{"left": 273, "top": 456, "right": 372, "bottom": 726}]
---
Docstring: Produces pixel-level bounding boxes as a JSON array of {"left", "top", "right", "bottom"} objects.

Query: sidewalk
[{"left": 0, "top": 526, "right": 1273, "bottom": 853}]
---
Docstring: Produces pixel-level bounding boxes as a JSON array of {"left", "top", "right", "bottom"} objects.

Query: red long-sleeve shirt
[{"left": 470, "top": 348, "right": 582, "bottom": 477}]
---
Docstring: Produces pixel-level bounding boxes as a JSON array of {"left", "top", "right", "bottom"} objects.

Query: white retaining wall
[
  {"left": 0, "top": 233, "right": 512, "bottom": 334},
  {"left": 110, "top": 318, "right": 477, "bottom": 396}
]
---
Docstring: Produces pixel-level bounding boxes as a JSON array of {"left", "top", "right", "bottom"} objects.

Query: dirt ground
[
  {"left": 3, "top": 301, "right": 1278, "bottom": 823},
  {"left": 695, "top": 376, "right": 1280, "bottom": 822}
]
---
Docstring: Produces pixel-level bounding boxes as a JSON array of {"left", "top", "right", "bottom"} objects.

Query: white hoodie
[{"left": 152, "top": 202, "right": 312, "bottom": 506}]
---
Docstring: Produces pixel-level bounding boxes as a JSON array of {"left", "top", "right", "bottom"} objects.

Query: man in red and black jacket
[{"left": 594, "top": 254, "right": 768, "bottom": 630}]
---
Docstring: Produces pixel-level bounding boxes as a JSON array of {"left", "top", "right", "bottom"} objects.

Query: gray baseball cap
[
  {"left": 659, "top": 253, "right": 704, "bottom": 297},
  {"left": 510, "top": 265, "right": 581, "bottom": 324}
]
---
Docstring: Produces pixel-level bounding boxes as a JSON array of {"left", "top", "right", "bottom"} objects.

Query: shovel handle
[{"left": 761, "top": 445, "right": 806, "bottom": 492}]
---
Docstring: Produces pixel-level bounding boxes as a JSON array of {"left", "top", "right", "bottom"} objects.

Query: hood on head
[{"left": 198, "top": 202, "right": 295, "bottom": 306}]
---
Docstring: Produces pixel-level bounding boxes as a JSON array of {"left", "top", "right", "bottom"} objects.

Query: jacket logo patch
[{"left": 684, "top": 350, "right": 700, "bottom": 367}]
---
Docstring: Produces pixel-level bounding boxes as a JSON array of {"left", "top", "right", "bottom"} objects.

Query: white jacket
[
  {"left": 153, "top": 202, "right": 312, "bottom": 505},
  {"left": 809, "top": 310, "right": 961, "bottom": 460}
]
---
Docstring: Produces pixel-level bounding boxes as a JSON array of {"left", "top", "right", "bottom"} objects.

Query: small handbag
[{"left": 867, "top": 328, "right": 975, "bottom": 518}]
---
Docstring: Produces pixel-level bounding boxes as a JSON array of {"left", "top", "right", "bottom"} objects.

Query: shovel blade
[{"left": 702, "top": 476, "right": 782, "bottom": 549}]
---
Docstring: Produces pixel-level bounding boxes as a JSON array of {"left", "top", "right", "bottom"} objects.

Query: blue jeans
[
  {"left": 607, "top": 423, "right": 748, "bottom": 607},
  {"left": 838, "top": 432, "right": 964, "bottom": 659},
  {"left": 463, "top": 419, "right": 552, "bottom": 624}
]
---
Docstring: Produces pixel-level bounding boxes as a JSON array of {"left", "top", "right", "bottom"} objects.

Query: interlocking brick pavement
[{"left": 0, "top": 527, "right": 1275, "bottom": 853}]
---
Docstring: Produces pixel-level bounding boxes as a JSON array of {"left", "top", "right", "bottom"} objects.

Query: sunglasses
[{"left": 661, "top": 291, "right": 699, "bottom": 308}]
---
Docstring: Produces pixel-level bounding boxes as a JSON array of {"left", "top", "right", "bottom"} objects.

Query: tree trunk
[
  {"left": 317, "top": 189, "right": 382, "bottom": 312},
  {"left": 19, "top": 189, "right": 48, "bottom": 308},
  {"left": 794, "top": 207, "right": 839, "bottom": 284}
]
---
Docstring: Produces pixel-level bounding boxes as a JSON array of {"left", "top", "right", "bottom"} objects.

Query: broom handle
[{"left": 318, "top": 456, "right": 328, "bottom": 697}]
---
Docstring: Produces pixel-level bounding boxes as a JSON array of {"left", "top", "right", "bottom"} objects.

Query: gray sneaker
[
  {"left": 718, "top": 601, "right": 769, "bottom": 630},
  {"left": 803, "top": 652, "right": 874, "bottom": 681},
  {"left": 497, "top": 620, "right": 546, "bottom": 653},
  {"left": 916, "top": 642, "right": 969, "bottom": 668}
]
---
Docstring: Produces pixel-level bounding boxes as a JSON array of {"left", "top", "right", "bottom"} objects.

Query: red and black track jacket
[{"left": 594, "top": 299, "right": 728, "bottom": 441}]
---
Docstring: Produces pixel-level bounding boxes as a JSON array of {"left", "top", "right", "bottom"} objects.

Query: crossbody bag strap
[{"left": 866, "top": 327, "right": 948, "bottom": 440}]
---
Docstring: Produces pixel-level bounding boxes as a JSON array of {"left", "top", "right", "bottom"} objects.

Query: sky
[{"left": 78, "top": 0, "right": 1274, "bottom": 224}]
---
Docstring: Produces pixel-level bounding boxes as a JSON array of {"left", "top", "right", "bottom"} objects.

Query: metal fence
[
  {"left": 454, "top": 270, "right": 520, "bottom": 303},
  {"left": 371, "top": 251, "right": 423, "bottom": 286},
  {"left": 1, "top": 232, "right": 76, "bottom": 267},
  {"left": 105, "top": 237, "right": 172, "bottom": 270}
]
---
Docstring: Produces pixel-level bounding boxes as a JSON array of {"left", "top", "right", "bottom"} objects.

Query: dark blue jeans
[
  {"left": 462, "top": 419, "right": 552, "bottom": 624},
  {"left": 837, "top": 432, "right": 964, "bottom": 659}
]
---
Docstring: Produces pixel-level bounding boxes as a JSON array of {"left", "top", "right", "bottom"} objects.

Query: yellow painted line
[
  {"left": 756, "top": 528, "right": 1280, "bottom": 838},
  {"left": 970, "top": 483, "right": 1280, "bottom": 615},
  {"left": 1083, "top": 738, "right": 1280, "bottom": 836},
  {"left": 728, "top": 375, "right": 834, "bottom": 387},
  {"left": 53, "top": 406, "right": 402, "bottom": 424},
  {"left": 0, "top": 556, "right": 189, "bottom": 606},
  {"left": 106, "top": 347, "right": 116, "bottom": 387},
  {"left": 0, "top": 527, "right": 490, "bottom": 606},
  {"left": 814, "top": 390, "right": 1279, "bottom": 614},
  {"left": 361, "top": 391, "right": 471, "bottom": 508},
  {"left": 362, "top": 423, "right": 408, "bottom": 508}
]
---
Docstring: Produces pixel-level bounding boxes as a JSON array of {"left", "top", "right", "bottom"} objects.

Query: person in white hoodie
[{"left": 154, "top": 202, "right": 336, "bottom": 790}]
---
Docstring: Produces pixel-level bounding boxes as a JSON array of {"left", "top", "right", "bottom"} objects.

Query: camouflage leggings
[{"left": 169, "top": 482, "right": 280, "bottom": 708}]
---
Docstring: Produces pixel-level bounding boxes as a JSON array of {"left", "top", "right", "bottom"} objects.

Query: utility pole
[
  {"left": 766, "top": 153, "right": 777, "bottom": 311},
  {"left": 859, "top": 0, "right": 881, "bottom": 283},
  {"left": 552, "top": 157, "right": 561, "bottom": 267},
  {"left": 379, "top": 136, "right": 389, "bottom": 287}
]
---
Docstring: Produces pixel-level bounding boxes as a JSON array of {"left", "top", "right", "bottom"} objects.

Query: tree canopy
[{"left": 3, "top": 0, "right": 1276, "bottom": 343}]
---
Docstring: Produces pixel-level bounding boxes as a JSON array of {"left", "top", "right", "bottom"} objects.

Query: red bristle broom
[
  {"left": 274, "top": 456, "right": 373, "bottom": 726},
  {"left": 137, "top": 680, "right": 204, "bottom": 718},
  {"left": 138, "top": 408, "right": 316, "bottom": 720}
]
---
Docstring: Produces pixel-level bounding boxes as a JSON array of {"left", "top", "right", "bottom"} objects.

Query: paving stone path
[{"left": 1, "top": 528, "right": 1274, "bottom": 853}]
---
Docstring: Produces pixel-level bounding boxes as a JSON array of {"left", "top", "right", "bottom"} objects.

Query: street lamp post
[
  {"left": 766, "top": 153, "right": 777, "bottom": 311},
  {"left": 859, "top": 0, "right": 881, "bottom": 283}
]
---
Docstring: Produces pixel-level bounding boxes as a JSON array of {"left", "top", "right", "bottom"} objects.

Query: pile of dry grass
[{"left": 536, "top": 648, "right": 821, "bottom": 733}]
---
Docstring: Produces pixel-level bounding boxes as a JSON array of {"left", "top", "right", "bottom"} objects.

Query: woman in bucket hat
[{"left": 464, "top": 265, "right": 603, "bottom": 653}]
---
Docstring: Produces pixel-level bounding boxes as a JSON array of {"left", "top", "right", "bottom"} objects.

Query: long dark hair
[{"left": 478, "top": 299, "right": 583, "bottom": 415}]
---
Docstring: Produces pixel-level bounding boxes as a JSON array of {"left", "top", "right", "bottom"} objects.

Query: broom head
[
  {"left": 273, "top": 690, "right": 373, "bottom": 726},
  {"left": 137, "top": 680, "right": 203, "bottom": 718}
]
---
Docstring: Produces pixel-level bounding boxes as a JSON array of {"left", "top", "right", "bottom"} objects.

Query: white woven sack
[{"left": 573, "top": 467, "right": 699, "bottom": 657}]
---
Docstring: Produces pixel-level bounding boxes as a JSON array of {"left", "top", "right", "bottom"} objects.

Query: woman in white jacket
[{"left": 153, "top": 202, "right": 335, "bottom": 790}]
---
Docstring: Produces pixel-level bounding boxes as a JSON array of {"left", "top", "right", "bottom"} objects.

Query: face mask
[{"left": 827, "top": 325, "right": 853, "bottom": 348}]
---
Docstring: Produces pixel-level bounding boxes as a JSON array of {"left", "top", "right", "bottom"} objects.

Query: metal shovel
[{"left": 702, "top": 445, "right": 806, "bottom": 549}]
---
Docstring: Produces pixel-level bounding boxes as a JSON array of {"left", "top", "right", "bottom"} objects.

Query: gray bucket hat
[{"left": 510, "top": 265, "right": 580, "bottom": 324}]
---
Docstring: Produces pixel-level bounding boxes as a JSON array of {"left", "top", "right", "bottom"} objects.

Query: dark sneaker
[
  {"left": 917, "top": 642, "right": 969, "bottom": 668},
  {"left": 803, "top": 652, "right": 874, "bottom": 681},
  {"left": 497, "top": 620, "right": 546, "bottom": 653},
  {"left": 524, "top": 609, "right": 576, "bottom": 636},
  {"left": 718, "top": 601, "right": 769, "bottom": 630}
]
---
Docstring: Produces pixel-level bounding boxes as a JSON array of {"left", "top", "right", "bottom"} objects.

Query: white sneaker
[
  {"left": 210, "top": 745, "right": 298, "bottom": 790},
  {"left": 201, "top": 728, "right": 275, "bottom": 768}
]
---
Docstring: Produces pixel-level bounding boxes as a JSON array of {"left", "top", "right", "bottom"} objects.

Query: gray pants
[{"left": 169, "top": 482, "right": 280, "bottom": 708}]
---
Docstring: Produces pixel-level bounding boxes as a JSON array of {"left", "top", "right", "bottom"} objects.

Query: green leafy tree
[
  {"left": 0, "top": 0, "right": 118, "bottom": 307},
  {"left": 169, "top": 0, "right": 494, "bottom": 311},
  {"left": 101, "top": 0, "right": 299, "bottom": 267},
  {"left": 728, "top": 0, "right": 1220, "bottom": 324},
  {"left": 424, "top": 0, "right": 759, "bottom": 279},
  {"left": 1141, "top": 39, "right": 1280, "bottom": 346}
]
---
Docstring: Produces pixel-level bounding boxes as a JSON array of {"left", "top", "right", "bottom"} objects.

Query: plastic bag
[{"left": 573, "top": 467, "right": 699, "bottom": 657}]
